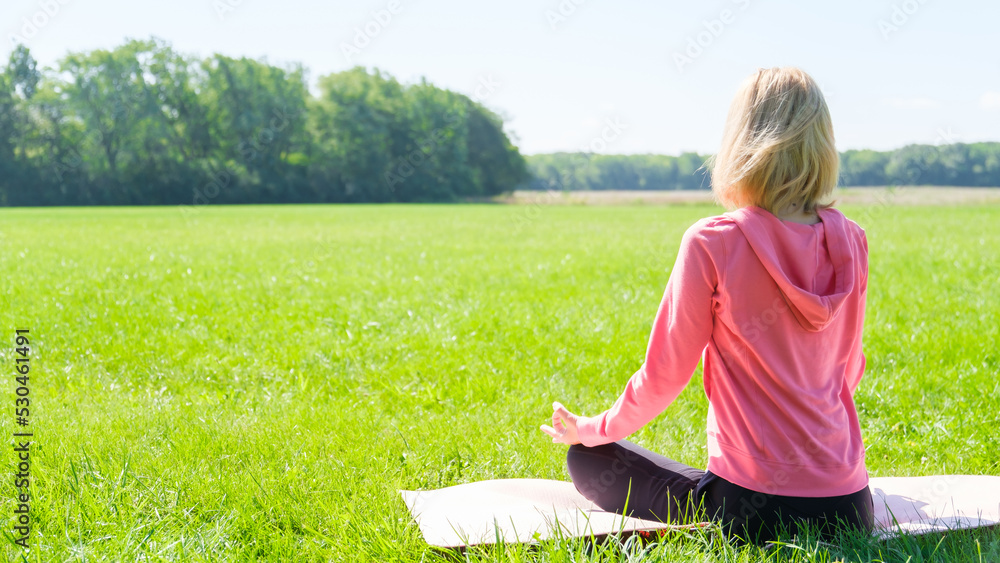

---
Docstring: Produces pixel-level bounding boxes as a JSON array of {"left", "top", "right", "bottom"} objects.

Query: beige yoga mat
[{"left": 400, "top": 475, "right": 1000, "bottom": 547}]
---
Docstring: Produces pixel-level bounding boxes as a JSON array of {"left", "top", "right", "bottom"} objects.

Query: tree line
[
  {"left": 2, "top": 38, "right": 998, "bottom": 207},
  {"left": 523, "top": 143, "right": 1000, "bottom": 192},
  {"left": 0, "top": 38, "right": 529, "bottom": 206},
  {"left": 524, "top": 152, "right": 712, "bottom": 191}
]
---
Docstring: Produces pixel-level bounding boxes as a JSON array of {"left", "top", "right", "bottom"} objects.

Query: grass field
[
  {"left": 496, "top": 186, "right": 1000, "bottom": 206},
  {"left": 1, "top": 202, "right": 998, "bottom": 561}
]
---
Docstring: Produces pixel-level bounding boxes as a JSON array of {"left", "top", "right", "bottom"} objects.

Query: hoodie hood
[{"left": 727, "top": 206, "right": 858, "bottom": 332}]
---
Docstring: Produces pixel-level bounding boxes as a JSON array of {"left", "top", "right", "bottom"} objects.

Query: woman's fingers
[
  {"left": 551, "top": 402, "right": 576, "bottom": 432},
  {"left": 539, "top": 401, "right": 580, "bottom": 444},
  {"left": 552, "top": 401, "right": 576, "bottom": 422},
  {"left": 540, "top": 424, "right": 568, "bottom": 442},
  {"left": 539, "top": 423, "right": 572, "bottom": 443},
  {"left": 539, "top": 424, "right": 561, "bottom": 440},
  {"left": 541, "top": 401, "right": 581, "bottom": 444},
  {"left": 551, "top": 410, "right": 566, "bottom": 429}
]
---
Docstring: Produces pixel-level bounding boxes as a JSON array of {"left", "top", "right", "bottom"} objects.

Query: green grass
[{"left": 1, "top": 202, "right": 998, "bottom": 561}]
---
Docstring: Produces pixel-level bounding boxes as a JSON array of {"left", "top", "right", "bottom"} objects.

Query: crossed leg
[
  {"left": 566, "top": 440, "right": 705, "bottom": 524},
  {"left": 567, "top": 440, "right": 875, "bottom": 544}
]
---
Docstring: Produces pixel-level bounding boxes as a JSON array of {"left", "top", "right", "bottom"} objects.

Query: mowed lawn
[{"left": 1, "top": 202, "right": 998, "bottom": 562}]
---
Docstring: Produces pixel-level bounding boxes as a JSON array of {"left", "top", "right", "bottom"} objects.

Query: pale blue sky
[{"left": 3, "top": 0, "right": 998, "bottom": 156}]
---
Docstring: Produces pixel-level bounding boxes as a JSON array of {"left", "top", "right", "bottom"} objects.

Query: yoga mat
[{"left": 401, "top": 475, "right": 1000, "bottom": 548}]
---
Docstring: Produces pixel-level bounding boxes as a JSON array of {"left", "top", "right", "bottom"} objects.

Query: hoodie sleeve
[
  {"left": 847, "top": 229, "right": 869, "bottom": 395},
  {"left": 575, "top": 220, "right": 721, "bottom": 446}
]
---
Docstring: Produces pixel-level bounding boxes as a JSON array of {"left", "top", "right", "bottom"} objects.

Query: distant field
[
  {"left": 1, "top": 203, "right": 998, "bottom": 561},
  {"left": 497, "top": 186, "right": 1000, "bottom": 206}
]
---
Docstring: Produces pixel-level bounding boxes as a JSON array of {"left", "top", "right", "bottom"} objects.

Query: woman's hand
[{"left": 540, "top": 401, "right": 582, "bottom": 445}]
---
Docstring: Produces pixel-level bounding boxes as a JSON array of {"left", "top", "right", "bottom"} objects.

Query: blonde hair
[{"left": 707, "top": 67, "right": 838, "bottom": 215}]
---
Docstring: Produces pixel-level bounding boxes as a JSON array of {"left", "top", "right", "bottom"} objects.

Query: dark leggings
[{"left": 566, "top": 440, "right": 874, "bottom": 544}]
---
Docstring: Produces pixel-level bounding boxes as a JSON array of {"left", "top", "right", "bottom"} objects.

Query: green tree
[
  {"left": 202, "top": 54, "right": 309, "bottom": 203},
  {"left": 310, "top": 67, "right": 404, "bottom": 202},
  {"left": 463, "top": 100, "right": 529, "bottom": 197},
  {"left": 0, "top": 45, "right": 42, "bottom": 205}
]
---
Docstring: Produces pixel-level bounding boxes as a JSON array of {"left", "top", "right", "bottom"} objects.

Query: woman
[{"left": 540, "top": 66, "right": 874, "bottom": 544}]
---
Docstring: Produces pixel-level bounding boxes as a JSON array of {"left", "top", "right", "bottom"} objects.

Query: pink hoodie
[{"left": 575, "top": 205, "right": 869, "bottom": 498}]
